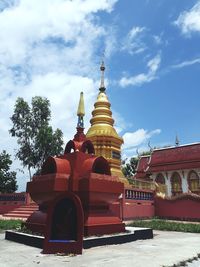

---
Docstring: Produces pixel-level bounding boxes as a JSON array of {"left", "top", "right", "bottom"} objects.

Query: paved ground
[{"left": 1, "top": 230, "right": 200, "bottom": 267}]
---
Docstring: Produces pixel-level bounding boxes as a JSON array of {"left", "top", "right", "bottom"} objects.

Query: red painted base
[
  {"left": 43, "top": 240, "right": 83, "bottom": 255},
  {"left": 84, "top": 223, "right": 125, "bottom": 236},
  {"left": 24, "top": 210, "right": 47, "bottom": 235}
]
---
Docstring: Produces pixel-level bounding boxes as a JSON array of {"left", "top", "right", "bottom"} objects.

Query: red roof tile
[{"left": 148, "top": 143, "right": 200, "bottom": 172}]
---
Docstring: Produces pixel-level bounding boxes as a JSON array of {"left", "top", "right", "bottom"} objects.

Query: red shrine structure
[{"left": 25, "top": 92, "right": 125, "bottom": 254}]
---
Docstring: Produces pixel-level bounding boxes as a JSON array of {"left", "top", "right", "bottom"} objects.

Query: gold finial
[
  {"left": 99, "top": 61, "right": 106, "bottom": 92},
  {"left": 77, "top": 92, "right": 85, "bottom": 128}
]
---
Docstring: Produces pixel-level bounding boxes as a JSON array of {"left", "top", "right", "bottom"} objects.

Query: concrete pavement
[{"left": 1, "top": 230, "right": 200, "bottom": 267}]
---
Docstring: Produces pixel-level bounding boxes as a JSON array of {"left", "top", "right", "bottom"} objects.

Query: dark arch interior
[
  {"left": 155, "top": 173, "right": 165, "bottom": 184},
  {"left": 92, "top": 158, "right": 111, "bottom": 175},
  {"left": 51, "top": 198, "right": 77, "bottom": 241},
  {"left": 64, "top": 141, "right": 75, "bottom": 154},
  {"left": 41, "top": 158, "right": 56, "bottom": 175},
  {"left": 81, "top": 141, "right": 95, "bottom": 154}
]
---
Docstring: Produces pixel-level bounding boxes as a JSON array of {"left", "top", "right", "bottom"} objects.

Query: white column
[
  {"left": 180, "top": 170, "right": 188, "bottom": 193},
  {"left": 165, "top": 172, "right": 171, "bottom": 197}
]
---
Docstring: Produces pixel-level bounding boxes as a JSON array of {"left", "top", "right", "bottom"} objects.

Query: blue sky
[
  {"left": 105, "top": 0, "right": 200, "bottom": 153},
  {"left": 0, "top": 0, "right": 200, "bottom": 190}
]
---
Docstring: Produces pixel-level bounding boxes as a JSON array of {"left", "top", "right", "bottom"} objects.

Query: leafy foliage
[
  {"left": 0, "top": 150, "right": 18, "bottom": 193},
  {"left": 10, "top": 96, "right": 64, "bottom": 178},
  {"left": 129, "top": 219, "right": 200, "bottom": 233},
  {"left": 122, "top": 157, "right": 139, "bottom": 177},
  {"left": 0, "top": 219, "right": 22, "bottom": 231}
]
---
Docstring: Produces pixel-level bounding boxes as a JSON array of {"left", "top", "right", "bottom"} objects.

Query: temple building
[
  {"left": 86, "top": 62, "right": 126, "bottom": 183},
  {"left": 135, "top": 143, "right": 200, "bottom": 197}
]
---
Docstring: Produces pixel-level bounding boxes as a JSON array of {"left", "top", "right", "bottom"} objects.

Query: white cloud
[
  {"left": 153, "top": 35, "right": 162, "bottom": 45},
  {"left": 175, "top": 1, "right": 200, "bottom": 35},
  {"left": 147, "top": 54, "right": 161, "bottom": 72},
  {"left": 119, "top": 53, "right": 161, "bottom": 87},
  {"left": 122, "top": 128, "right": 161, "bottom": 150},
  {"left": 112, "top": 110, "right": 133, "bottom": 134},
  {"left": 121, "top": 26, "right": 146, "bottom": 55},
  {"left": 171, "top": 58, "right": 200, "bottom": 69},
  {"left": 0, "top": 0, "right": 118, "bottom": 191}
]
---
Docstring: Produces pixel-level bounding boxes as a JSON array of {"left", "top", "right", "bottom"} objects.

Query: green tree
[
  {"left": 122, "top": 150, "right": 151, "bottom": 177},
  {"left": 10, "top": 96, "right": 64, "bottom": 179},
  {"left": 0, "top": 150, "right": 18, "bottom": 193},
  {"left": 122, "top": 157, "right": 139, "bottom": 177}
]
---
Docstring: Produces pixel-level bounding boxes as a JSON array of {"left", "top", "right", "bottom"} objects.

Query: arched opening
[
  {"left": 92, "top": 157, "right": 111, "bottom": 175},
  {"left": 41, "top": 157, "right": 71, "bottom": 175},
  {"left": 43, "top": 193, "right": 84, "bottom": 254},
  {"left": 155, "top": 173, "right": 166, "bottom": 195},
  {"left": 51, "top": 198, "right": 77, "bottom": 241},
  {"left": 171, "top": 172, "right": 182, "bottom": 196},
  {"left": 81, "top": 140, "right": 95, "bottom": 154},
  {"left": 64, "top": 140, "right": 76, "bottom": 154},
  {"left": 82, "top": 156, "right": 111, "bottom": 177},
  {"left": 155, "top": 173, "right": 165, "bottom": 184},
  {"left": 188, "top": 171, "right": 199, "bottom": 193}
]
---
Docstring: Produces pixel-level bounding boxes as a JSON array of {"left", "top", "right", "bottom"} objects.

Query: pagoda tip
[
  {"left": 99, "top": 61, "right": 106, "bottom": 92},
  {"left": 77, "top": 92, "right": 85, "bottom": 128}
]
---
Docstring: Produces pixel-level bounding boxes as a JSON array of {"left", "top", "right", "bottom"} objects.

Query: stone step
[
  {"left": 2, "top": 204, "right": 38, "bottom": 220},
  {"left": 13, "top": 207, "right": 38, "bottom": 212},
  {"left": 3, "top": 213, "right": 31, "bottom": 219},
  {"left": 4, "top": 210, "right": 35, "bottom": 215}
]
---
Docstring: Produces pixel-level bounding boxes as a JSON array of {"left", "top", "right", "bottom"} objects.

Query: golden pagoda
[{"left": 86, "top": 62, "right": 127, "bottom": 183}]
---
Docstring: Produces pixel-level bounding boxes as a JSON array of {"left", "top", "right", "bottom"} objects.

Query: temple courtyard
[{"left": 1, "top": 230, "right": 200, "bottom": 267}]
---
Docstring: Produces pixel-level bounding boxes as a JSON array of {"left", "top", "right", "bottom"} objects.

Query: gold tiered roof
[
  {"left": 88, "top": 91, "right": 122, "bottom": 139},
  {"left": 87, "top": 61, "right": 122, "bottom": 140},
  {"left": 86, "top": 62, "right": 126, "bottom": 183}
]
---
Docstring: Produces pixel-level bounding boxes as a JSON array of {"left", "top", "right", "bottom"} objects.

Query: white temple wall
[{"left": 152, "top": 168, "right": 200, "bottom": 196}]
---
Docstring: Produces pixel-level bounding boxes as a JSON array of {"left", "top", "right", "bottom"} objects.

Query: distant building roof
[
  {"left": 135, "top": 156, "right": 150, "bottom": 179},
  {"left": 135, "top": 142, "right": 200, "bottom": 178}
]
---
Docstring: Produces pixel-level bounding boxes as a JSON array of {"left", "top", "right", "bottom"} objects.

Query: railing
[
  {"left": 0, "top": 193, "right": 27, "bottom": 203},
  {"left": 125, "top": 189, "right": 154, "bottom": 201},
  {"left": 128, "top": 178, "right": 156, "bottom": 191}
]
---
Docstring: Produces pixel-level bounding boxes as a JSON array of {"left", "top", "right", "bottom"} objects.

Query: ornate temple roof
[
  {"left": 136, "top": 156, "right": 150, "bottom": 173},
  {"left": 148, "top": 143, "right": 200, "bottom": 172},
  {"left": 135, "top": 143, "right": 200, "bottom": 178}
]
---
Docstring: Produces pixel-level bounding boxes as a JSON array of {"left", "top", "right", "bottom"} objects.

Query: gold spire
[
  {"left": 77, "top": 92, "right": 85, "bottom": 116},
  {"left": 86, "top": 62, "right": 127, "bottom": 183},
  {"left": 77, "top": 92, "right": 85, "bottom": 128},
  {"left": 87, "top": 62, "right": 118, "bottom": 137}
]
